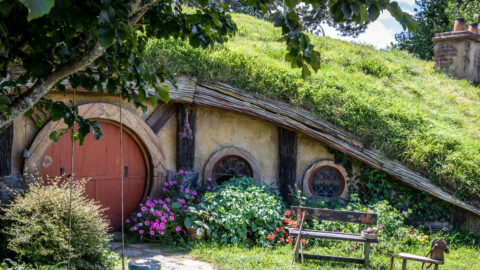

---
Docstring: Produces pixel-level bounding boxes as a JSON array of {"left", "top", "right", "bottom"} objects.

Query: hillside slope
[{"left": 148, "top": 13, "right": 480, "bottom": 201}]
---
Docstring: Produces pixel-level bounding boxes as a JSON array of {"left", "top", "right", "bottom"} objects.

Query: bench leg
[
  {"left": 434, "top": 264, "right": 439, "bottom": 270},
  {"left": 402, "top": 259, "right": 407, "bottom": 270},
  {"left": 363, "top": 242, "right": 371, "bottom": 267}
]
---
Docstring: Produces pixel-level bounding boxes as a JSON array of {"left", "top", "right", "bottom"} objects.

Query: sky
[{"left": 320, "top": 0, "right": 418, "bottom": 48}]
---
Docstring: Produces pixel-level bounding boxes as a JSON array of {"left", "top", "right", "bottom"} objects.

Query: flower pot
[
  {"left": 186, "top": 228, "right": 206, "bottom": 241},
  {"left": 468, "top": 22, "right": 479, "bottom": 34}
]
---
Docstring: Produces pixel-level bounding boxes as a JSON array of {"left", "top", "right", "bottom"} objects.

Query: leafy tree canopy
[{"left": 0, "top": 0, "right": 415, "bottom": 143}]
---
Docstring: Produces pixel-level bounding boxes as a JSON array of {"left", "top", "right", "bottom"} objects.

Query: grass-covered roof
[{"left": 148, "top": 13, "right": 480, "bottom": 201}]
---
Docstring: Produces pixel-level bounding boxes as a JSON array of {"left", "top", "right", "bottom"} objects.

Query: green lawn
[{"left": 188, "top": 242, "right": 480, "bottom": 270}]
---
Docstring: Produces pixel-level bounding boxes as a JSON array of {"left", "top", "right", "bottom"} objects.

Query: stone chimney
[{"left": 432, "top": 19, "right": 480, "bottom": 82}]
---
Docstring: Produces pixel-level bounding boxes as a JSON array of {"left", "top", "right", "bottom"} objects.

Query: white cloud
[
  {"left": 320, "top": 12, "right": 405, "bottom": 48},
  {"left": 396, "top": 0, "right": 416, "bottom": 5}
]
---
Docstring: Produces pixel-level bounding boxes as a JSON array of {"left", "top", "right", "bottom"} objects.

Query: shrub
[
  {"left": 196, "top": 177, "right": 284, "bottom": 246},
  {"left": 1, "top": 178, "right": 112, "bottom": 269},
  {"left": 126, "top": 170, "right": 199, "bottom": 243}
]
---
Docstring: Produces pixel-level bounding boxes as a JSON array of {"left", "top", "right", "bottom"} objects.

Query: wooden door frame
[{"left": 25, "top": 102, "right": 167, "bottom": 198}]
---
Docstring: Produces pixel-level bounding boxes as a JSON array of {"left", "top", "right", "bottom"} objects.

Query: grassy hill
[{"left": 148, "top": 13, "right": 480, "bottom": 201}]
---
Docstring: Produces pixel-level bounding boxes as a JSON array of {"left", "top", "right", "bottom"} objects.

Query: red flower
[
  {"left": 267, "top": 234, "right": 275, "bottom": 241},
  {"left": 292, "top": 222, "right": 298, "bottom": 228},
  {"left": 280, "top": 237, "right": 285, "bottom": 242},
  {"left": 302, "top": 239, "right": 309, "bottom": 245},
  {"left": 276, "top": 227, "right": 282, "bottom": 232},
  {"left": 287, "top": 236, "right": 293, "bottom": 243},
  {"left": 284, "top": 210, "right": 291, "bottom": 216},
  {"left": 283, "top": 218, "right": 290, "bottom": 224},
  {"left": 284, "top": 231, "right": 288, "bottom": 237}
]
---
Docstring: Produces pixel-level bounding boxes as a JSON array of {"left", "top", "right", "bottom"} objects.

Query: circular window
[
  {"left": 308, "top": 166, "right": 345, "bottom": 197},
  {"left": 213, "top": 155, "right": 253, "bottom": 185},
  {"left": 203, "top": 147, "right": 261, "bottom": 186}
]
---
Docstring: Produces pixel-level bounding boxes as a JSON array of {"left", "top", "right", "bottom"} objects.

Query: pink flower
[
  {"left": 150, "top": 230, "right": 155, "bottom": 235},
  {"left": 162, "top": 187, "right": 167, "bottom": 192},
  {"left": 169, "top": 216, "right": 175, "bottom": 221},
  {"left": 139, "top": 230, "right": 144, "bottom": 235},
  {"left": 145, "top": 221, "right": 150, "bottom": 226},
  {"left": 161, "top": 217, "right": 167, "bottom": 223},
  {"left": 379, "top": 224, "right": 383, "bottom": 228},
  {"left": 176, "top": 226, "right": 181, "bottom": 232},
  {"left": 164, "top": 182, "right": 169, "bottom": 186},
  {"left": 125, "top": 219, "right": 130, "bottom": 223},
  {"left": 141, "top": 206, "right": 147, "bottom": 212},
  {"left": 185, "top": 188, "right": 190, "bottom": 194},
  {"left": 155, "top": 219, "right": 160, "bottom": 223},
  {"left": 160, "top": 231, "right": 165, "bottom": 235},
  {"left": 163, "top": 204, "right": 169, "bottom": 210},
  {"left": 133, "top": 218, "right": 137, "bottom": 222},
  {"left": 154, "top": 200, "right": 158, "bottom": 204},
  {"left": 179, "top": 169, "right": 184, "bottom": 174},
  {"left": 192, "top": 191, "right": 197, "bottom": 196},
  {"left": 163, "top": 213, "right": 168, "bottom": 218},
  {"left": 166, "top": 198, "right": 171, "bottom": 203}
]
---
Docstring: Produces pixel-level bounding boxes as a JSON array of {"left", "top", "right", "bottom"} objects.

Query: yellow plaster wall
[{"left": 194, "top": 106, "right": 279, "bottom": 186}]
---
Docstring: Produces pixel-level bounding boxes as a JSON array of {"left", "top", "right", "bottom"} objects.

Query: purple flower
[
  {"left": 179, "top": 169, "right": 184, "bottom": 174},
  {"left": 150, "top": 230, "right": 155, "bottom": 235},
  {"left": 163, "top": 213, "right": 168, "bottom": 218},
  {"left": 176, "top": 226, "right": 181, "bottom": 232},
  {"left": 173, "top": 180, "right": 177, "bottom": 184},
  {"left": 133, "top": 218, "right": 137, "bottom": 222},
  {"left": 379, "top": 224, "right": 383, "bottom": 228},
  {"left": 159, "top": 223, "right": 166, "bottom": 230},
  {"left": 154, "top": 200, "right": 158, "bottom": 204},
  {"left": 166, "top": 198, "right": 171, "bottom": 203},
  {"left": 164, "top": 182, "right": 169, "bottom": 186},
  {"left": 147, "top": 196, "right": 150, "bottom": 200},
  {"left": 162, "top": 188, "right": 167, "bottom": 192},
  {"left": 141, "top": 206, "right": 147, "bottom": 212},
  {"left": 139, "top": 230, "right": 144, "bottom": 235},
  {"left": 159, "top": 200, "right": 164, "bottom": 204},
  {"left": 207, "top": 186, "right": 211, "bottom": 191},
  {"left": 169, "top": 216, "right": 175, "bottom": 221},
  {"left": 181, "top": 181, "right": 184, "bottom": 185},
  {"left": 185, "top": 188, "right": 190, "bottom": 194},
  {"left": 351, "top": 247, "right": 355, "bottom": 251},
  {"left": 183, "top": 209, "right": 188, "bottom": 213},
  {"left": 207, "top": 178, "right": 212, "bottom": 182},
  {"left": 161, "top": 217, "right": 167, "bottom": 223},
  {"left": 145, "top": 221, "right": 150, "bottom": 226},
  {"left": 179, "top": 185, "right": 184, "bottom": 189},
  {"left": 160, "top": 231, "right": 165, "bottom": 235},
  {"left": 192, "top": 191, "right": 197, "bottom": 196},
  {"left": 155, "top": 219, "right": 159, "bottom": 223},
  {"left": 125, "top": 219, "right": 130, "bottom": 223},
  {"left": 163, "top": 204, "right": 169, "bottom": 210},
  {"left": 137, "top": 213, "right": 142, "bottom": 217}
]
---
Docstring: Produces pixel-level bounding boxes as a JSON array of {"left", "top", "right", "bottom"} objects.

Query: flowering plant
[
  {"left": 266, "top": 209, "right": 308, "bottom": 246},
  {"left": 126, "top": 170, "right": 199, "bottom": 241}
]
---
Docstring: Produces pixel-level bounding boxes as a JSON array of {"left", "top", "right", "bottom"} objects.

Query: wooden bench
[{"left": 289, "top": 206, "right": 378, "bottom": 267}]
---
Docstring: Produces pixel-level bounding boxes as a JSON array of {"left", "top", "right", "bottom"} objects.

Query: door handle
[
  {"left": 60, "top": 167, "right": 64, "bottom": 176},
  {"left": 124, "top": 166, "right": 128, "bottom": 178}
]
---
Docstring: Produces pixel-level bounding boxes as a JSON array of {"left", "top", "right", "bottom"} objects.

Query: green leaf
[
  {"left": 49, "top": 129, "right": 67, "bottom": 142},
  {"left": 368, "top": 4, "right": 380, "bottom": 21},
  {"left": 19, "top": 0, "right": 55, "bottom": 21},
  {"left": 0, "top": 94, "right": 11, "bottom": 105},
  {"left": 99, "top": 27, "right": 115, "bottom": 47},
  {"left": 184, "top": 216, "right": 193, "bottom": 229}
]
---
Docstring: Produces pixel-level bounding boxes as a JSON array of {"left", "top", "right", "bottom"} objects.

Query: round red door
[{"left": 41, "top": 122, "right": 147, "bottom": 228}]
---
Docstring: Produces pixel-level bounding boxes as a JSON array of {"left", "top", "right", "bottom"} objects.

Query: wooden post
[
  {"left": 0, "top": 124, "right": 13, "bottom": 177},
  {"left": 363, "top": 242, "right": 371, "bottom": 267},
  {"left": 291, "top": 211, "right": 306, "bottom": 264},
  {"left": 402, "top": 259, "right": 407, "bottom": 270},
  {"left": 278, "top": 128, "right": 296, "bottom": 204},
  {"left": 176, "top": 104, "right": 195, "bottom": 171},
  {"left": 145, "top": 102, "right": 176, "bottom": 134}
]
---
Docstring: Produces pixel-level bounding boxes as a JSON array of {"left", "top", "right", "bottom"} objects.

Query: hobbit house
[{"left": 1, "top": 14, "right": 480, "bottom": 231}]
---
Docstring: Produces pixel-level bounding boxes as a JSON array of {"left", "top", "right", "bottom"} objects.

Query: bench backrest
[{"left": 291, "top": 206, "right": 377, "bottom": 226}]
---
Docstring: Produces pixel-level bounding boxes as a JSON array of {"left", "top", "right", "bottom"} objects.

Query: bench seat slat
[
  {"left": 289, "top": 228, "right": 379, "bottom": 243},
  {"left": 302, "top": 253, "right": 365, "bottom": 264},
  {"left": 292, "top": 206, "right": 378, "bottom": 225}
]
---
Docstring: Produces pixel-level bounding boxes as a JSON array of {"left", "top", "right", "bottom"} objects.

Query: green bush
[
  {"left": 1, "top": 178, "right": 114, "bottom": 269},
  {"left": 196, "top": 177, "right": 284, "bottom": 246}
]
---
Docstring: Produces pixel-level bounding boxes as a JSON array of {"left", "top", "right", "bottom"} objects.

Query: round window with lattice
[
  {"left": 308, "top": 166, "right": 345, "bottom": 197},
  {"left": 212, "top": 155, "right": 253, "bottom": 185}
]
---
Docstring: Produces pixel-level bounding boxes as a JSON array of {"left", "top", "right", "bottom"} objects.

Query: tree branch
[{"left": 0, "top": 0, "right": 154, "bottom": 133}]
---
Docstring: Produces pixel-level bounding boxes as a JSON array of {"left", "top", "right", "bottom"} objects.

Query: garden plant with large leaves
[{"left": 0, "top": 0, "right": 415, "bottom": 142}]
